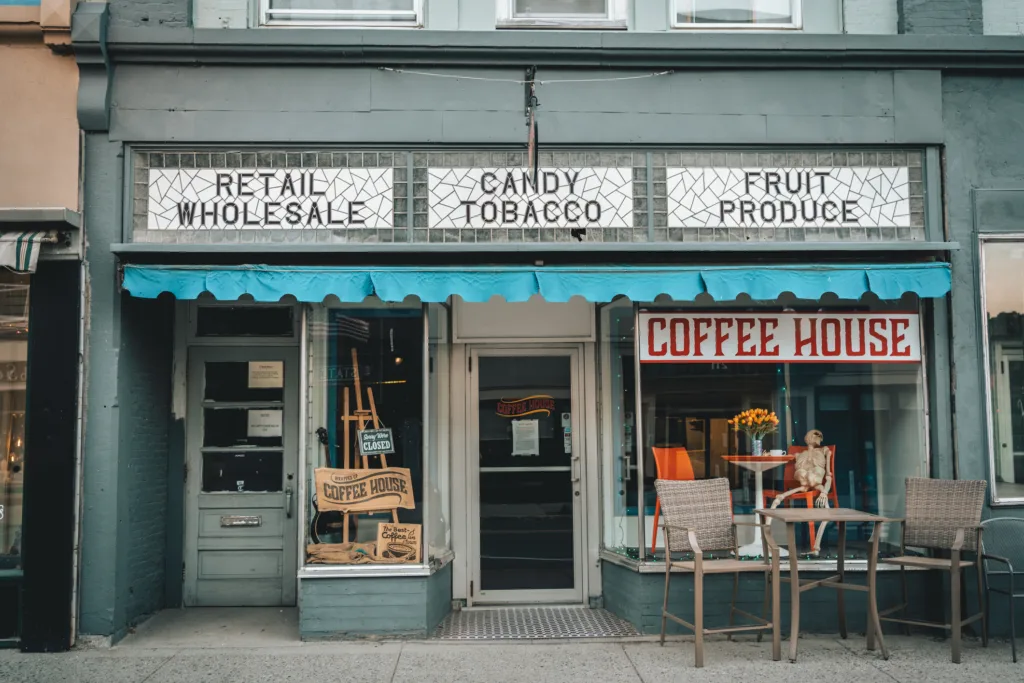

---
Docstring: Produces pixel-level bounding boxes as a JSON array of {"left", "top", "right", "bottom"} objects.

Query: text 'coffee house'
[
  {"left": 640, "top": 312, "right": 922, "bottom": 363},
  {"left": 121, "top": 148, "right": 951, "bottom": 641}
]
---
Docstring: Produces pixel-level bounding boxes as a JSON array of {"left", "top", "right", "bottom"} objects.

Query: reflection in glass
[
  {"left": 203, "top": 408, "right": 284, "bottom": 449},
  {"left": 514, "top": 0, "right": 607, "bottom": 17},
  {"left": 306, "top": 306, "right": 425, "bottom": 550},
  {"left": 204, "top": 362, "right": 284, "bottom": 403},
  {"left": 203, "top": 451, "right": 283, "bottom": 492},
  {"left": 984, "top": 241, "right": 1024, "bottom": 499},
  {"left": 677, "top": 0, "right": 793, "bottom": 24},
  {"left": 600, "top": 301, "right": 639, "bottom": 559},
  {"left": 268, "top": 0, "right": 417, "bottom": 22},
  {"left": 635, "top": 299, "right": 925, "bottom": 562},
  {"left": 478, "top": 356, "right": 575, "bottom": 591},
  {"left": 0, "top": 274, "right": 28, "bottom": 572}
]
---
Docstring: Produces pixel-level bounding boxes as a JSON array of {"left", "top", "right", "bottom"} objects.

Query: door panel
[
  {"left": 185, "top": 347, "right": 298, "bottom": 607},
  {"left": 471, "top": 349, "right": 584, "bottom": 604}
]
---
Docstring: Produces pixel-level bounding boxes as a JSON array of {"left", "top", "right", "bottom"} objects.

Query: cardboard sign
[
  {"left": 248, "top": 361, "right": 284, "bottom": 388},
  {"left": 375, "top": 523, "right": 422, "bottom": 564},
  {"left": 358, "top": 428, "right": 396, "bottom": 456},
  {"left": 639, "top": 312, "right": 921, "bottom": 364},
  {"left": 314, "top": 467, "right": 415, "bottom": 512}
]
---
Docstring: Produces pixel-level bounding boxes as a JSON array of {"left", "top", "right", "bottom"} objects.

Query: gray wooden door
[{"left": 184, "top": 346, "right": 299, "bottom": 606}]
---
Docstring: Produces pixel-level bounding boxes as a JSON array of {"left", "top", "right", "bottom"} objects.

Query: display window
[
  {"left": 0, "top": 274, "right": 28, "bottom": 573},
  {"left": 981, "top": 238, "right": 1024, "bottom": 503},
  {"left": 304, "top": 301, "right": 450, "bottom": 567},
  {"left": 602, "top": 295, "right": 928, "bottom": 562}
]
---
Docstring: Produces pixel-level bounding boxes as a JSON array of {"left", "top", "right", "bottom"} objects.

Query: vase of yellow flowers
[{"left": 728, "top": 408, "right": 779, "bottom": 456}]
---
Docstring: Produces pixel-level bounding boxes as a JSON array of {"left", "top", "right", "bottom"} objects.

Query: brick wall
[
  {"left": 110, "top": 0, "right": 189, "bottom": 28},
  {"left": 119, "top": 296, "right": 174, "bottom": 623},
  {"left": 899, "top": 0, "right": 983, "bottom": 35}
]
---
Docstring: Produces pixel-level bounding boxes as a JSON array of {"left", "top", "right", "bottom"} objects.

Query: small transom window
[{"left": 674, "top": 0, "right": 801, "bottom": 28}]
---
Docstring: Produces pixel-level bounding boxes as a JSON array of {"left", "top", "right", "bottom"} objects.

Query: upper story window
[
  {"left": 673, "top": 0, "right": 801, "bottom": 29},
  {"left": 261, "top": 0, "right": 421, "bottom": 26},
  {"left": 498, "top": 0, "right": 628, "bottom": 28}
]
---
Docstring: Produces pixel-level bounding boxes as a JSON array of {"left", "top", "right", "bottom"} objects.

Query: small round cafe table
[{"left": 721, "top": 454, "right": 795, "bottom": 557}]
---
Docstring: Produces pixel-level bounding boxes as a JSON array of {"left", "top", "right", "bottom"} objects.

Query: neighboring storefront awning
[
  {"left": 0, "top": 231, "right": 60, "bottom": 273},
  {"left": 121, "top": 263, "right": 951, "bottom": 303}
]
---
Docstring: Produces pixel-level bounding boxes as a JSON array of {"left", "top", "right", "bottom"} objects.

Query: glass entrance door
[{"left": 470, "top": 348, "right": 584, "bottom": 604}]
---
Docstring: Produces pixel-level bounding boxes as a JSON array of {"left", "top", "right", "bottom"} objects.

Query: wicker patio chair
[
  {"left": 656, "top": 477, "right": 781, "bottom": 668},
  {"left": 878, "top": 478, "right": 987, "bottom": 663},
  {"left": 981, "top": 517, "right": 1024, "bottom": 663}
]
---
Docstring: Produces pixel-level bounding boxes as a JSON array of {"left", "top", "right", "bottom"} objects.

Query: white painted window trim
[
  {"left": 496, "top": 0, "right": 629, "bottom": 30},
  {"left": 671, "top": 0, "right": 802, "bottom": 30},
  {"left": 259, "top": 0, "right": 423, "bottom": 28}
]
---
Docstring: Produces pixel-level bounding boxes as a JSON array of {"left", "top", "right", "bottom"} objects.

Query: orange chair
[
  {"left": 651, "top": 447, "right": 695, "bottom": 555},
  {"left": 763, "top": 444, "right": 839, "bottom": 550}
]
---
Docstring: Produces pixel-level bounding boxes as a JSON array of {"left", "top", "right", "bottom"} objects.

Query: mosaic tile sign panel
[
  {"left": 147, "top": 168, "right": 394, "bottom": 229},
  {"left": 667, "top": 167, "right": 911, "bottom": 229},
  {"left": 131, "top": 150, "right": 925, "bottom": 244},
  {"left": 428, "top": 167, "right": 634, "bottom": 231}
]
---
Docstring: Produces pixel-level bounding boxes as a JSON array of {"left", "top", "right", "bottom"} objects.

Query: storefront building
[
  {"left": 0, "top": 0, "right": 84, "bottom": 652},
  {"left": 72, "top": 1, "right": 1024, "bottom": 642}
]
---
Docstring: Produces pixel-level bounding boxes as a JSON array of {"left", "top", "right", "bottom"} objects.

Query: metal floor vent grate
[{"left": 433, "top": 607, "right": 641, "bottom": 640}]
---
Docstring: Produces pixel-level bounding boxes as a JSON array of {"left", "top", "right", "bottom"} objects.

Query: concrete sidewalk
[{"left": 0, "top": 634, "right": 1018, "bottom": 683}]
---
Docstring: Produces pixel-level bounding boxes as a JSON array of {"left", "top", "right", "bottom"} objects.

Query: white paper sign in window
[{"left": 511, "top": 419, "right": 541, "bottom": 456}]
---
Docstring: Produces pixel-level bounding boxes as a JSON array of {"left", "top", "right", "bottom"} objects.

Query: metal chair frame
[
  {"left": 981, "top": 517, "right": 1024, "bottom": 663},
  {"left": 656, "top": 478, "right": 781, "bottom": 668}
]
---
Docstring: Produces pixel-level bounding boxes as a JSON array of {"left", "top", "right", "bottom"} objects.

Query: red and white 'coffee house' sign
[{"left": 639, "top": 312, "right": 921, "bottom": 364}]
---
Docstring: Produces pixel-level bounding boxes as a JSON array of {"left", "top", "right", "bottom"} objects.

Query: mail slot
[{"left": 221, "top": 515, "right": 262, "bottom": 527}]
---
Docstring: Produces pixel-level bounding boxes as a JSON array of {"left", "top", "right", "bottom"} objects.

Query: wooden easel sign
[{"left": 314, "top": 467, "right": 415, "bottom": 513}]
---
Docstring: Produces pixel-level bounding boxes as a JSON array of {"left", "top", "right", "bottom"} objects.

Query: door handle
[
  {"left": 285, "top": 486, "right": 293, "bottom": 518},
  {"left": 571, "top": 455, "right": 581, "bottom": 484}
]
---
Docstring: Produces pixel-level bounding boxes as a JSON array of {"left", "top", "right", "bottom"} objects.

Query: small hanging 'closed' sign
[{"left": 358, "top": 428, "right": 395, "bottom": 456}]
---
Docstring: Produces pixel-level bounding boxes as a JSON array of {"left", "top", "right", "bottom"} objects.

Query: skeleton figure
[{"left": 769, "top": 429, "right": 833, "bottom": 555}]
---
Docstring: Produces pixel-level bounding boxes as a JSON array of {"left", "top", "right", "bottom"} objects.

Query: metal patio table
[{"left": 756, "top": 507, "right": 891, "bottom": 663}]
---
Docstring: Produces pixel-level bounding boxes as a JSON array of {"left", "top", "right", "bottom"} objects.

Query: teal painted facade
[
  {"left": 70, "top": 0, "right": 1024, "bottom": 642},
  {"left": 301, "top": 564, "right": 452, "bottom": 639}
]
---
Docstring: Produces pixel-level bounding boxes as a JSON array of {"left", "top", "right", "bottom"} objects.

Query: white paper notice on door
[
  {"left": 511, "top": 419, "right": 540, "bottom": 456},
  {"left": 248, "top": 361, "right": 284, "bottom": 389},
  {"left": 247, "top": 409, "right": 283, "bottom": 438}
]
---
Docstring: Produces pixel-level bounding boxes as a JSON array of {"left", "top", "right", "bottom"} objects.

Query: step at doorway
[{"left": 433, "top": 607, "right": 640, "bottom": 640}]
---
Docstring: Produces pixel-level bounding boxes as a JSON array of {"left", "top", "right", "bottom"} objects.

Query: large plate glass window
[
  {"left": 673, "top": 0, "right": 801, "bottom": 29},
  {"left": 0, "top": 274, "right": 28, "bottom": 577},
  {"left": 981, "top": 238, "right": 1024, "bottom": 503},
  {"left": 499, "top": 0, "right": 627, "bottom": 26},
  {"left": 601, "top": 295, "right": 928, "bottom": 563},
  {"left": 305, "top": 301, "right": 448, "bottom": 568},
  {"left": 262, "top": 0, "right": 421, "bottom": 26}
]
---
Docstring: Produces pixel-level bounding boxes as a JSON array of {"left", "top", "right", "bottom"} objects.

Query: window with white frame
[
  {"left": 673, "top": 0, "right": 801, "bottom": 28},
  {"left": 499, "top": 0, "right": 627, "bottom": 26},
  {"left": 262, "top": 0, "right": 421, "bottom": 26}
]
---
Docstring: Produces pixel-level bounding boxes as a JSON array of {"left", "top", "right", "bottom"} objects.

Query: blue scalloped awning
[{"left": 121, "top": 263, "right": 951, "bottom": 303}]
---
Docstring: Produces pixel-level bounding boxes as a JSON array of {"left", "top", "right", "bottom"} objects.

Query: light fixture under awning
[
  {"left": 121, "top": 263, "right": 951, "bottom": 303},
  {"left": 0, "top": 231, "right": 59, "bottom": 273}
]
